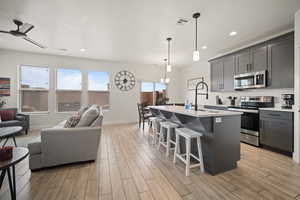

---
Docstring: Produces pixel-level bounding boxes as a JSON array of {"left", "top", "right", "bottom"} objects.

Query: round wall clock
[{"left": 114, "top": 70, "right": 136, "bottom": 91}]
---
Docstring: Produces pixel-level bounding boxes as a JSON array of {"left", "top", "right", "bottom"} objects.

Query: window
[
  {"left": 56, "top": 68, "right": 82, "bottom": 112},
  {"left": 88, "top": 71, "right": 110, "bottom": 109},
  {"left": 140, "top": 82, "right": 167, "bottom": 106},
  {"left": 154, "top": 83, "right": 167, "bottom": 105},
  {"left": 140, "top": 82, "right": 154, "bottom": 106},
  {"left": 19, "top": 66, "right": 49, "bottom": 112}
]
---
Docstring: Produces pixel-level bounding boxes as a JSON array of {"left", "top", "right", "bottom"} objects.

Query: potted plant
[{"left": 0, "top": 97, "right": 6, "bottom": 108}]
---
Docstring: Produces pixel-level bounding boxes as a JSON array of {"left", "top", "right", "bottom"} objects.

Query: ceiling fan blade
[
  {"left": 19, "top": 23, "right": 34, "bottom": 34},
  {"left": 23, "top": 37, "right": 46, "bottom": 49},
  {"left": 0, "top": 30, "right": 10, "bottom": 34}
]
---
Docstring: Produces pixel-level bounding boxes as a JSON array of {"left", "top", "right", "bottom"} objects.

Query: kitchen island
[{"left": 149, "top": 105, "right": 242, "bottom": 175}]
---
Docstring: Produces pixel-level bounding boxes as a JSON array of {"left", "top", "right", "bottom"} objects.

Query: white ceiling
[{"left": 0, "top": 0, "right": 300, "bottom": 67}]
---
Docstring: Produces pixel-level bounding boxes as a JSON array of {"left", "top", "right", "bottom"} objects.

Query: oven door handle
[{"left": 228, "top": 108, "right": 259, "bottom": 113}]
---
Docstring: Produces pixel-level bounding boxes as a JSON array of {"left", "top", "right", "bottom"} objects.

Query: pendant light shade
[
  {"left": 166, "top": 64, "right": 172, "bottom": 72},
  {"left": 193, "top": 50, "right": 200, "bottom": 61},
  {"left": 166, "top": 37, "right": 172, "bottom": 72},
  {"left": 193, "top": 12, "right": 201, "bottom": 61},
  {"left": 160, "top": 58, "right": 170, "bottom": 84}
]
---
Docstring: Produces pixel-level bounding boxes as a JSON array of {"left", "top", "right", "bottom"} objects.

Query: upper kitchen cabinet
[
  {"left": 251, "top": 43, "right": 268, "bottom": 72},
  {"left": 210, "top": 55, "right": 235, "bottom": 92},
  {"left": 235, "top": 49, "right": 251, "bottom": 75},
  {"left": 209, "top": 31, "right": 294, "bottom": 91},
  {"left": 210, "top": 59, "right": 223, "bottom": 92},
  {"left": 223, "top": 55, "right": 235, "bottom": 91},
  {"left": 235, "top": 44, "right": 268, "bottom": 75},
  {"left": 267, "top": 33, "right": 294, "bottom": 89}
]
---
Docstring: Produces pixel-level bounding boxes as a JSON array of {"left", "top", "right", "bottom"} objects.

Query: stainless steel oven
[
  {"left": 234, "top": 71, "right": 267, "bottom": 89},
  {"left": 228, "top": 96, "right": 274, "bottom": 146}
]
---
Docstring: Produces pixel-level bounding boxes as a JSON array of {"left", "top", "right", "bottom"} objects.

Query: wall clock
[{"left": 114, "top": 70, "right": 136, "bottom": 91}]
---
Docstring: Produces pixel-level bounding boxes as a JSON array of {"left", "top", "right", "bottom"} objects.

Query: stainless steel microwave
[{"left": 234, "top": 71, "right": 266, "bottom": 89}]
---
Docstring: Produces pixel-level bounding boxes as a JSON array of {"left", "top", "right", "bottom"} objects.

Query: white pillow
[{"left": 76, "top": 105, "right": 99, "bottom": 127}]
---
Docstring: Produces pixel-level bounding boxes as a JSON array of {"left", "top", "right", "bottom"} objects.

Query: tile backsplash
[{"left": 186, "top": 88, "right": 294, "bottom": 108}]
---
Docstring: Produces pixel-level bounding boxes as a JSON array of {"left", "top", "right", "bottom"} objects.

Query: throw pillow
[
  {"left": 0, "top": 110, "right": 16, "bottom": 121},
  {"left": 77, "top": 106, "right": 89, "bottom": 116},
  {"left": 64, "top": 115, "right": 81, "bottom": 128},
  {"left": 76, "top": 104, "right": 99, "bottom": 127}
]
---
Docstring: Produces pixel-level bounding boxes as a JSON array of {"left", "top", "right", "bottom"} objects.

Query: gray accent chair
[
  {"left": 28, "top": 108, "right": 103, "bottom": 170},
  {"left": 0, "top": 108, "right": 30, "bottom": 134}
]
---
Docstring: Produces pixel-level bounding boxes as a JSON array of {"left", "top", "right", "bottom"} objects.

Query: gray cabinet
[
  {"left": 209, "top": 32, "right": 294, "bottom": 91},
  {"left": 235, "top": 44, "right": 268, "bottom": 74},
  {"left": 259, "top": 110, "right": 294, "bottom": 153},
  {"left": 210, "top": 55, "right": 235, "bottom": 92},
  {"left": 210, "top": 59, "right": 223, "bottom": 91},
  {"left": 251, "top": 43, "right": 268, "bottom": 72},
  {"left": 268, "top": 34, "right": 294, "bottom": 88},
  {"left": 235, "top": 49, "right": 251, "bottom": 75},
  {"left": 223, "top": 55, "right": 235, "bottom": 91}
]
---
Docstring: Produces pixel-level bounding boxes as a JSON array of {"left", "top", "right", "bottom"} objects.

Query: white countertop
[
  {"left": 259, "top": 107, "right": 295, "bottom": 112},
  {"left": 149, "top": 106, "right": 242, "bottom": 118}
]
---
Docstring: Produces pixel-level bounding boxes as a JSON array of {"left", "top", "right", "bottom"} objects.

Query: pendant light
[
  {"left": 193, "top": 12, "right": 201, "bottom": 61},
  {"left": 166, "top": 37, "right": 172, "bottom": 72},
  {"left": 161, "top": 58, "right": 170, "bottom": 83}
]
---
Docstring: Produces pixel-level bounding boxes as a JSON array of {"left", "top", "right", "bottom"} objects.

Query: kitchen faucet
[{"left": 194, "top": 81, "right": 209, "bottom": 111}]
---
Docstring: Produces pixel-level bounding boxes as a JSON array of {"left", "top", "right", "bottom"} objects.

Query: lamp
[
  {"left": 161, "top": 58, "right": 170, "bottom": 83},
  {"left": 166, "top": 38, "right": 172, "bottom": 72},
  {"left": 193, "top": 12, "right": 201, "bottom": 61}
]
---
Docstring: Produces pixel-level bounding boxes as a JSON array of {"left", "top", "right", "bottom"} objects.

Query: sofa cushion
[
  {"left": 28, "top": 141, "right": 41, "bottom": 155},
  {"left": 53, "top": 120, "right": 67, "bottom": 129},
  {"left": 64, "top": 115, "right": 81, "bottom": 128},
  {"left": 0, "top": 110, "right": 16, "bottom": 121},
  {"left": 0, "top": 120, "right": 23, "bottom": 127},
  {"left": 77, "top": 106, "right": 89, "bottom": 116},
  {"left": 76, "top": 105, "right": 99, "bottom": 127}
]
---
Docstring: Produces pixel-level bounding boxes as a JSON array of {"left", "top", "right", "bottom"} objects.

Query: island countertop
[{"left": 149, "top": 105, "right": 242, "bottom": 118}]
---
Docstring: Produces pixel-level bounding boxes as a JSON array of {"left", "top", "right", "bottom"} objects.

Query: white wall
[
  {"left": 0, "top": 49, "right": 180, "bottom": 128},
  {"left": 177, "top": 61, "right": 293, "bottom": 107},
  {"left": 294, "top": 10, "right": 300, "bottom": 163}
]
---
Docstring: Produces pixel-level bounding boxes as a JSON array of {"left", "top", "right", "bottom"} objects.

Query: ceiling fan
[{"left": 0, "top": 19, "right": 46, "bottom": 49}]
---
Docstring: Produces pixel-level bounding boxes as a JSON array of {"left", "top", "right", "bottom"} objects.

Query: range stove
[{"left": 228, "top": 96, "right": 274, "bottom": 146}]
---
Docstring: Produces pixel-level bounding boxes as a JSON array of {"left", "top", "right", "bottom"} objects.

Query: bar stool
[
  {"left": 149, "top": 117, "right": 164, "bottom": 145},
  {"left": 157, "top": 121, "right": 179, "bottom": 157},
  {"left": 173, "top": 128, "right": 204, "bottom": 176}
]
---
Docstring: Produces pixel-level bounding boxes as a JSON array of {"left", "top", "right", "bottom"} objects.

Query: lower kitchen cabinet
[{"left": 259, "top": 110, "right": 294, "bottom": 154}]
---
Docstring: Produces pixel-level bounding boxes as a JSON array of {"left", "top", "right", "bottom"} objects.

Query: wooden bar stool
[
  {"left": 149, "top": 117, "right": 164, "bottom": 145},
  {"left": 173, "top": 128, "right": 204, "bottom": 176},
  {"left": 157, "top": 121, "right": 179, "bottom": 157}
]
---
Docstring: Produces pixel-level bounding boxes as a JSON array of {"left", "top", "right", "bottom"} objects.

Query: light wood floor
[{"left": 1, "top": 123, "right": 300, "bottom": 200}]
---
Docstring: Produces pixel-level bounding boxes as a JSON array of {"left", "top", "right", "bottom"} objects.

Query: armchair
[{"left": 0, "top": 108, "right": 30, "bottom": 134}]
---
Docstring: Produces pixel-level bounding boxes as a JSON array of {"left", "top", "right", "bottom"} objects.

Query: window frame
[
  {"left": 18, "top": 65, "right": 50, "bottom": 114},
  {"left": 87, "top": 70, "right": 110, "bottom": 110},
  {"left": 140, "top": 81, "right": 168, "bottom": 106},
  {"left": 55, "top": 68, "right": 83, "bottom": 113}
]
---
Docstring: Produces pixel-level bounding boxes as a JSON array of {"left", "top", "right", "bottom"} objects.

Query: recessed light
[
  {"left": 229, "top": 31, "right": 237, "bottom": 36},
  {"left": 80, "top": 48, "right": 86, "bottom": 52},
  {"left": 201, "top": 46, "right": 207, "bottom": 49}
]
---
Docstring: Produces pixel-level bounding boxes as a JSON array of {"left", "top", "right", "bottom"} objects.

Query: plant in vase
[{"left": 0, "top": 97, "right": 6, "bottom": 108}]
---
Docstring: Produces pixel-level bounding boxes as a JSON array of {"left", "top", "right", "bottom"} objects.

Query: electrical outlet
[{"left": 216, "top": 117, "right": 222, "bottom": 123}]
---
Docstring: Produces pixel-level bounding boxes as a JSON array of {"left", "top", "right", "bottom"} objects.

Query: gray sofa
[{"left": 28, "top": 106, "right": 103, "bottom": 170}]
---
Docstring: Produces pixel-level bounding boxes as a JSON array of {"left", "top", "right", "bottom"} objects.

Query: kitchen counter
[
  {"left": 149, "top": 106, "right": 242, "bottom": 118},
  {"left": 149, "top": 105, "right": 241, "bottom": 175},
  {"left": 259, "top": 107, "right": 295, "bottom": 112}
]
